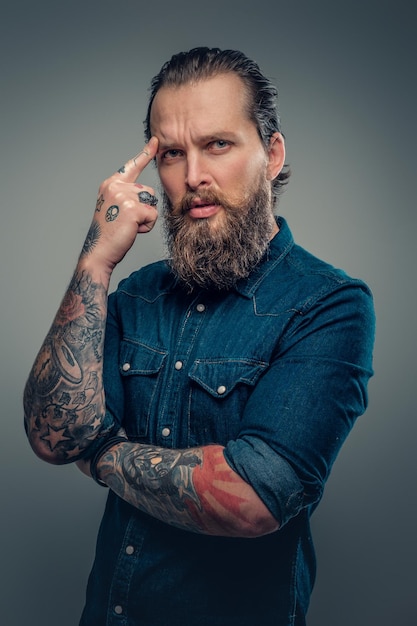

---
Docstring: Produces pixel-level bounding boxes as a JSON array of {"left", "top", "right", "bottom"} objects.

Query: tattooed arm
[
  {"left": 23, "top": 268, "right": 109, "bottom": 463},
  {"left": 90, "top": 441, "right": 279, "bottom": 538},
  {"left": 24, "top": 140, "right": 160, "bottom": 464}
]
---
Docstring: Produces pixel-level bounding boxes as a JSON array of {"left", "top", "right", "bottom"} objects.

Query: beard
[{"left": 162, "top": 175, "right": 276, "bottom": 292}]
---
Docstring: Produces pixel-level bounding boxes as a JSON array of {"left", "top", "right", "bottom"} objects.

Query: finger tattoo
[
  {"left": 105, "top": 205, "right": 120, "bottom": 222},
  {"left": 133, "top": 149, "right": 150, "bottom": 166},
  {"left": 117, "top": 165, "right": 126, "bottom": 174},
  {"left": 138, "top": 191, "right": 158, "bottom": 206}
]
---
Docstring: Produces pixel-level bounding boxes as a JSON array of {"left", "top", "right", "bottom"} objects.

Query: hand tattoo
[
  {"left": 105, "top": 205, "right": 119, "bottom": 222},
  {"left": 95, "top": 194, "right": 105, "bottom": 212}
]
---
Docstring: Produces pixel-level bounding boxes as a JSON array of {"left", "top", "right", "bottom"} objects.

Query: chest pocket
[
  {"left": 119, "top": 339, "right": 167, "bottom": 439},
  {"left": 187, "top": 358, "right": 268, "bottom": 446}
]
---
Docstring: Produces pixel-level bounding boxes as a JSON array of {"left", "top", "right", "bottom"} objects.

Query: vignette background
[{"left": 1, "top": 1, "right": 415, "bottom": 624}]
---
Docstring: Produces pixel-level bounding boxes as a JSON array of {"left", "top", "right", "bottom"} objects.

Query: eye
[
  {"left": 208, "top": 139, "right": 232, "bottom": 153},
  {"left": 161, "top": 149, "right": 183, "bottom": 161}
]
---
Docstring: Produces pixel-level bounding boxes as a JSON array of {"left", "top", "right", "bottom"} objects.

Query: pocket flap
[
  {"left": 189, "top": 358, "right": 268, "bottom": 398},
  {"left": 119, "top": 340, "right": 167, "bottom": 376}
]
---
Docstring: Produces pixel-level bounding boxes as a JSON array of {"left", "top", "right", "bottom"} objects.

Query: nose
[{"left": 185, "top": 153, "right": 212, "bottom": 190}]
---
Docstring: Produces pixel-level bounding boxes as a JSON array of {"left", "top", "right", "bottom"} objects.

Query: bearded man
[{"left": 24, "top": 47, "right": 375, "bottom": 626}]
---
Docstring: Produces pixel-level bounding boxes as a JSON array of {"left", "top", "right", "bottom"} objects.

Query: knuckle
[
  {"left": 125, "top": 198, "right": 137, "bottom": 211},
  {"left": 113, "top": 189, "right": 125, "bottom": 203}
]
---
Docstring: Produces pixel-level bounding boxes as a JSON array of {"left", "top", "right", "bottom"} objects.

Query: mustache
[{"left": 175, "top": 190, "right": 230, "bottom": 214}]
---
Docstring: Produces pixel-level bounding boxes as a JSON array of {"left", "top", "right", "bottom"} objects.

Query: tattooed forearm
[
  {"left": 24, "top": 269, "right": 111, "bottom": 463},
  {"left": 98, "top": 443, "right": 278, "bottom": 537},
  {"left": 99, "top": 444, "right": 203, "bottom": 531}
]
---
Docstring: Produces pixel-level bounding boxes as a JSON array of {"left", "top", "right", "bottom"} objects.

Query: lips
[
  {"left": 190, "top": 199, "right": 209, "bottom": 209},
  {"left": 185, "top": 196, "right": 222, "bottom": 219},
  {"left": 188, "top": 202, "right": 222, "bottom": 219}
]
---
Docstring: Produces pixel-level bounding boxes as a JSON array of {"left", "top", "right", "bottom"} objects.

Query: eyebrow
[{"left": 157, "top": 131, "right": 240, "bottom": 152}]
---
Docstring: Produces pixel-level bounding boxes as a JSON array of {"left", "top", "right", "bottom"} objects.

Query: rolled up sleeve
[
  {"left": 224, "top": 435, "right": 305, "bottom": 526},
  {"left": 224, "top": 281, "right": 375, "bottom": 527}
]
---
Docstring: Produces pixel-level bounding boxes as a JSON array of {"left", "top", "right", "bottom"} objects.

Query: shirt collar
[
  {"left": 165, "top": 216, "right": 294, "bottom": 298},
  {"left": 233, "top": 216, "right": 294, "bottom": 298}
]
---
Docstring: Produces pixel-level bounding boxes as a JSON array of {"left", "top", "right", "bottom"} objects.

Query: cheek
[
  {"left": 222, "top": 158, "right": 266, "bottom": 194},
  {"left": 158, "top": 168, "right": 182, "bottom": 201},
  {"left": 226, "top": 152, "right": 265, "bottom": 182}
]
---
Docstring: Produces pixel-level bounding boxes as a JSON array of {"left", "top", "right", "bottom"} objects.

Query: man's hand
[{"left": 81, "top": 136, "right": 160, "bottom": 274}]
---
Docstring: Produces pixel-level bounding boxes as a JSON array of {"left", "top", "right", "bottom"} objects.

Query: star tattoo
[{"left": 95, "top": 194, "right": 105, "bottom": 212}]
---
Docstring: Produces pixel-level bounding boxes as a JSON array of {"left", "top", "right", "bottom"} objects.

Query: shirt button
[
  {"left": 125, "top": 545, "right": 135, "bottom": 555},
  {"left": 217, "top": 385, "right": 227, "bottom": 395},
  {"left": 161, "top": 427, "right": 171, "bottom": 437},
  {"left": 114, "top": 605, "right": 123, "bottom": 615},
  {"left": 196, "top": 303, "right": 206, "bottom": 312},
  {"left": 122, "top": 362, "right": 131, "bottom": 372},
  {"left": 174, "top": 360, "right": 183, "bottom": 370}
]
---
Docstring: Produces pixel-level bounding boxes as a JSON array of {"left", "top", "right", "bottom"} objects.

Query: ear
[{"left": 266, "top": 132, "right": 286, "bottom": 181}]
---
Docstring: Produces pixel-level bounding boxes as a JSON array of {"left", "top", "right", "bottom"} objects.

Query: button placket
[
  {"left": 108, "top": 517, "right": 145, "bottom": 624},
  {"left": 156, "top": 295, "right": 208, "bottom": 446}
]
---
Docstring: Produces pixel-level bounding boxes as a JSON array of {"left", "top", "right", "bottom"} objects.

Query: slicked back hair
[{"left": 144, "top": 47, "right": 290, "bottom": 201}]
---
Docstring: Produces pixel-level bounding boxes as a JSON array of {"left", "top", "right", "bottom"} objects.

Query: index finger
[{"left": 116, "top": 136, "right": 159, "bottom": 181}]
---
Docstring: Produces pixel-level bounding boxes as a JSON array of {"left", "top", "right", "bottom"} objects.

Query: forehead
[{"left": 149, "top": 73, "right": 255, "bottom": 138}]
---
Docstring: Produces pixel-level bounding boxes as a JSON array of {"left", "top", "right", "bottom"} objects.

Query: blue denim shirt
[{"left": 80, "top": 217, "right": 375, "bottom": 626}]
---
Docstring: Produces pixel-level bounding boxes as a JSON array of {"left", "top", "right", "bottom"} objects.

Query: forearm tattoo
[
  {"left": 100, "top": 444, "right": 204, "bottom": 531},
  {"left": 80, "top": 221, "right": 101, "bottom": 257},
  {"left": 24, "top": 269, "right": 110, "bottom": 461},
  {"left": 98, "top": 443, "right": 265, "bottom": 536}
]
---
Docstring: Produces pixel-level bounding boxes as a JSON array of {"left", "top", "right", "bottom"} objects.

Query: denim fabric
[{"left": 80, "top": 217, "right": 375, "bottom": 626}]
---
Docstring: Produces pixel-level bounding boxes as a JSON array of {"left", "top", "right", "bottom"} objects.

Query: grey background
[{"left": 1, "top": 1, "right": 415, "bottom": 624}]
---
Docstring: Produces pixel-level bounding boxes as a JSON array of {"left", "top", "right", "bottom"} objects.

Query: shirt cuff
[{"left": 224, "top": 435, "right": 305, "bottom": 527}]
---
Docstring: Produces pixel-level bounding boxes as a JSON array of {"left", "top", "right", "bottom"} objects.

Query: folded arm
[{"left": 89, "top": 440, "right": 279, "bottom": 537}]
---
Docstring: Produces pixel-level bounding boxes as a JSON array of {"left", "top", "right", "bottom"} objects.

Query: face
[{"left": 150, "top": 73, "right": 285, "bottom": 291}]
